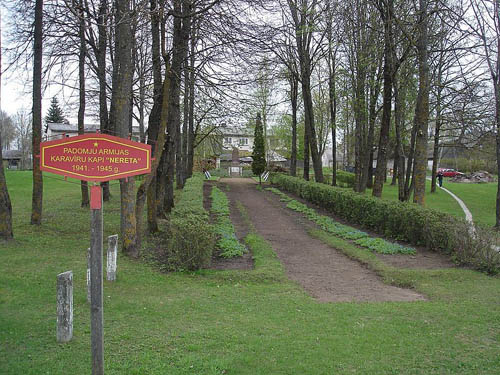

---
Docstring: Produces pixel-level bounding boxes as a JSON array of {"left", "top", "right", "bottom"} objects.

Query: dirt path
[{"left": 220, "top": 178, "right": 425, "bottom": 303}]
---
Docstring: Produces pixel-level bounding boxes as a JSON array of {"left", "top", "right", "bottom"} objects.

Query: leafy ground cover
[
  {"left": 1, "top": 171, "right": 499, "bottom": 374},
  {"left": 210, "top": 186, "right": 247, "bottom": 258},
  {"left": 266, "top": 187, "right": 415, "bottom": 255}
]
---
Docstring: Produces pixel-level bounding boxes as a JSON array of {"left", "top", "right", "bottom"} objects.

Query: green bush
[
  {"left": 209, "top": 168, "right": 229, "bottom": 178},
  {"left": 335, "top": 170, "right": 355, "bottom": 187},
  {"left": 270, "top": 173, "right": 457, "bottom": 252},
  {"left": 450, "top": 223, "right": 500, "bottom": 275},
  {"left": 161, "top": 173, "right": 216, "bottom": 271},
  {"left": 164, "top": 214, "right": 215, "bottom": 271}
]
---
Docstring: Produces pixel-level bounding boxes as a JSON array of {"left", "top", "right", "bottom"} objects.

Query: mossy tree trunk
[
  {"left": 146, "top": 0, "right": 163, "bottom": 233},
  {"left": 413, "top": 0, "right": 430, "bottom": 206},
  {"left": 164, "top": 0, "right": 191, "bottom": 212},
  {"left": 110, "top": 0, "right": 137, "bottom": 256},
  {"left": 372, "top": 0, "right": 394, "bottom": 198},
  {"left": 31, "top": 0, "right": 43, "bottom": 226},
  {"left": 0, "top": 132, "right": 13, "bottom": 240}
]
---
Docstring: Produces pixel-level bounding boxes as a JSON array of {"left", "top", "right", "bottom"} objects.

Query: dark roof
[
  {"left": 3, "top": 150, "right": 22, "bottom": 159},
  {"left": 46, "top": 123, "right": 99, "bottom": 133},
  {"left": 46, "top": 123, "right": 141, "bottom": 134}
]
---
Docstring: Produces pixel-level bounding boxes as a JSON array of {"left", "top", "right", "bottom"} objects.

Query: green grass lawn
[
  {"left": 1, "top": 171, "right": 499, "bottom": 374},
  {"left": 371, "top": 178, "right": 498, "bottom": 228},
  {"left": 442, "top": 181, "right": 497, "bottom": 227}
]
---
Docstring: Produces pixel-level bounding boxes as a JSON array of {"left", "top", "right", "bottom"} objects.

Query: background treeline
[{"left": 2, "top": 0, "right": 500, "bottom": 244}]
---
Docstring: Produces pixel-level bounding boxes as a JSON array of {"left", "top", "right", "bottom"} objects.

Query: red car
[{"left": 437, "top": 168, "right": 465, "bottom": 177}]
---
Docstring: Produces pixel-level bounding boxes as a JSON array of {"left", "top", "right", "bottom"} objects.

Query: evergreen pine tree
[
  {"left": 252, "top": 112, "right": 267, "bottom": 184},
  {"left": 45, "top": 97, "right": 67, "bottom": 124}
]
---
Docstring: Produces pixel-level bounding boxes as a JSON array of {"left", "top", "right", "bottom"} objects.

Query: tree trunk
[
  {"left": 372, "top": 0, "right": 393, "bottom": 198},
  {"left": 0, "top": 131, "right": 13, "bottom": 240},
  {"left": 413, "top": 0, "right": 430, "bottom": 206},
  {"left": 403, "top": 121, "right": 417, "bottom": 201},
  {"left": 496, "top": 90, "right": 500, "bottom": 227},
  {"left": 289, "top": 72, "right": 298, "bottom": 177},
  {"left": 353, "top": 66, "right": 367, "bottom": 192},
  {"left": 146, "top": 0, "right": 163, "bottom": 233},
  {"left": 302, "top": 74, "right": 324, "bottom": 183},
  {"left": 328, "top": 48, "right": 337, "bottom": 186},
  {"left": 97, "top": 0, "right": 110, "bottom": 202},
  {"left": 110, "top": 0, "right": 137, "bottom": 256},
  {"left": 164, "top": 0, "right": 190, "bottom": 210},
  {"left": 186, "top": 28, "right": 196, "bottom": 179},
  {"left": 78, "top": 0, "right": 89, "bottom": 208},
  {"left": 303, "top": 128, "right": 309, "bottom": 181},
  {"left": 31, "top": 0, "right": 43, "bottom": 226},
  {"left": 391, "top": 149, "right": 398, "bottom": 185},
  {"left": 135, "top": 70, "right": 170, "bottom": 251},
  {"left": 181, "top": 65, "right": 189, "bottom": 183},
  {"left": 430, "top": 61, "right": 444, "bottom": 193}
]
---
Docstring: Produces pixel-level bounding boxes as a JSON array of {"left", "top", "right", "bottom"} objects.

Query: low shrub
[
  {"left": 270, "top": 173, "right": 457, "bottom": 252},
  {"left": 335, "top": 170, "right": 355, "bottom": 187},
  {"left": 161, "top": 173, "right": 216, "bottom": 271},
  {"left": 210, "top": 168, "right": 230, "bottom": 178},
  {"left": 450, "top": 223, "right": 500, "bottom": 275},
  {"left": 164, "top": 214, "right": 215, "bottom": 271}
]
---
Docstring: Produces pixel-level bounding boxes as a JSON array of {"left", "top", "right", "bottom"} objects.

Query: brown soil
[
  {"left": 219, "top": 178, "right": 427, "bottom": 303},
  {"left": 204, "top": 180, "right": 253, "bottom": 271}
]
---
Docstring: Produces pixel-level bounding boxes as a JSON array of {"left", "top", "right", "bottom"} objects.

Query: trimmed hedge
[
  {"left": 270, "top": 173, "right": 457, "bottom": 253},
  {"left": 335, "top": 170, "right": 355, "bottom": 187},
  {"left": 162, "top": 173, "right": 216, "bottom": 271}
]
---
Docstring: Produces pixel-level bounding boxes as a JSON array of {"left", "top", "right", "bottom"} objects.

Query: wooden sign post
[
  {"left": 39, "top": 133, "right": 151, "bottom": 374},
  {"left": 90, "top": 185, "right": 104, "bottom": 374}
]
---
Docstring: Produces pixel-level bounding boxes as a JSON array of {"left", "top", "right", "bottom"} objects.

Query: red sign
[{"left": 40, "top": 133, "right": 151, "bottom": 182}]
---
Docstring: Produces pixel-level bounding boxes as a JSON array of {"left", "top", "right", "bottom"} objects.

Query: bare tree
[{"left": 31, "top": 0, "right": 43, "bottom": 225}]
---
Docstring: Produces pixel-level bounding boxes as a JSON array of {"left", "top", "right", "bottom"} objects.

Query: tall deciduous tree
[
  {"left": 109, "top": 0, "right": 136, "bottom": 256},
  {"left": 287, "top": 0, "right": 324, "bottom": 183},
  {"left": 31, "top": 0, "right": 43, "bottom": 226},
  {"left": 413, "top": 0, "right": 430, "bottom": 205}
]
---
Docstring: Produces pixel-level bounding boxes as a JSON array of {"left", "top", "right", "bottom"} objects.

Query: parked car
[{"left": 437, "top": 168, "right": 465, "bottom": 177}]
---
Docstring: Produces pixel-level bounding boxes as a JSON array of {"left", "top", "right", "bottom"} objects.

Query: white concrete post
[
  {"left": 107, "top": 234, "right": 118, "bottom": 281},
  {"left": 56, "top": 271, "right": 73, "bottom": 343}
]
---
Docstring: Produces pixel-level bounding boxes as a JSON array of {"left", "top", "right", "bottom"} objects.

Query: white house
[{"left": 222, "top": 130, "right": 254, "bottom": 152}]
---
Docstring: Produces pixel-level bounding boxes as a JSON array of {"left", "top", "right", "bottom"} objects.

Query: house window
[
  {"left": 224, "top": 137, "right": 232, "bottom": 144},
  {"left": 239, "top": 138, "right": 248, "bottom": 145}
]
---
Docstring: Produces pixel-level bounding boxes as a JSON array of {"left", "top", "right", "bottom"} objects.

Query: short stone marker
[
  {"left": 56, "top": 271, "right": 73, "bottom": 343},
  {"left": 107, "top": 234, "right": 118, "bottom": 281}
]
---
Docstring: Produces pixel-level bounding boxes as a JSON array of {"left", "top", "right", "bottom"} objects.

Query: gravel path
[{"left": 221, "top": 178, "right": 426, "bottom": 303}]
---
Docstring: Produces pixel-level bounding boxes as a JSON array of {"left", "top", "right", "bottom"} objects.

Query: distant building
[
  {"left": 44, "top": 123, "right": 142, "bottom": 141},
  {"left": 217, "top": 127, "right": 287, "bottom": 170},
  {"left": 2, "top": 150, "right": 23, "bottom": 169},
  {"left": 221, "top": 128, "right": 254, "bottom": 152}
]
